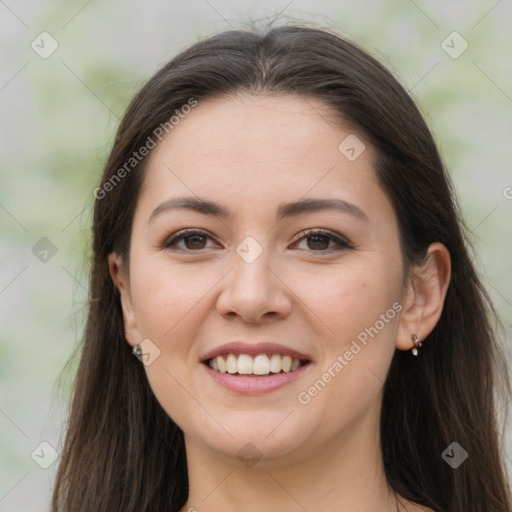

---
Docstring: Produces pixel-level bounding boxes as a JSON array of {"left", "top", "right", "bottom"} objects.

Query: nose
[{"left": 216, "top": 244, "right": 292, "bottom": 324}]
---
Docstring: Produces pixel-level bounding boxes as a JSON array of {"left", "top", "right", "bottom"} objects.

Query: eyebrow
[{"left": 149, "top": 196, "right": 370, "bottom": 224}]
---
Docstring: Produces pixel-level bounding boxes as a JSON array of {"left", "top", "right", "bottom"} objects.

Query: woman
[{"left": 51, "top": 24, "right": 511, "bottom": 511}]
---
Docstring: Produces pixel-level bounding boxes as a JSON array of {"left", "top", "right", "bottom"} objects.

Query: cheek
[
  {"left": 301, "top": 256, "right": 402, "bottom": 344},
  {"left": 296, "top": 257, "right": 402, "bottom": 411},
  {"left": 128, "top": 257, "right": 216, "bottom": 428},
  {"left": 130, "top": 255, "right": 208, "bottom": 337}
]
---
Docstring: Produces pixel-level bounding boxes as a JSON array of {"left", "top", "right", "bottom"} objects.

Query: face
[{"left": 113, "top": 94, "right": 409, "bottom": 465}]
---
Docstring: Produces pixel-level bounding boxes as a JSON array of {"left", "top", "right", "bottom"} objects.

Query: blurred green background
[{"left": 1, "top": 1, "right": 511, "bottom": 510}]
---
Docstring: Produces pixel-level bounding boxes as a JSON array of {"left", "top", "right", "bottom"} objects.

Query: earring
[
  {"left": 132, "top": 344, "right": 143, "bottom": 361},
  {"left": 411, "top": 334, "right": 422, "bottom": 356},
  {"left": 125, "top": 331, "right": 143, "bottom": 362}
]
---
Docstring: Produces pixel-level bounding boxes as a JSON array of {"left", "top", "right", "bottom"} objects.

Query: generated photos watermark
[
  {"left": 94, "top": 97, "right": 198, "bottom": 200},
  {"left": 297, "top": 302, "right": 403, "bottom": 405}
]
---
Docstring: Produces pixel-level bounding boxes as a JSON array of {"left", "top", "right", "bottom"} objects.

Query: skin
[{"left": 109, "top": 94, "right": 450, "bottom": 512}]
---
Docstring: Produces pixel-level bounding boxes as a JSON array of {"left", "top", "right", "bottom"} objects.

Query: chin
[{"left": 183, "top": 410, "right": 320, "bottom": 466}]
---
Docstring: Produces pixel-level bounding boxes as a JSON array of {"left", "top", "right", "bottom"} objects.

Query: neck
[{"left": 180, "top": 407, "right": 402, "bottom": 512}]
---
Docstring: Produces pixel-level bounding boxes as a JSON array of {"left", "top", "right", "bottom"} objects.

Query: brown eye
[
  {"left": 162, "top": 230, "right": 216, "bottom": 251},
  {"left": 182, "top": 234, "right": 207, "bottom": 250},
  {"left": 292, "top": 230, "right": 353, "bottom": 252},
  {"left": 305, "top": 233, "right": 330, "bottom": 250}
]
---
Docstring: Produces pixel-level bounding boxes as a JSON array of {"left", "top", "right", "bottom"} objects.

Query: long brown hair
[{"left": 51, "top": 23, "right": 511, "bottom": 512}]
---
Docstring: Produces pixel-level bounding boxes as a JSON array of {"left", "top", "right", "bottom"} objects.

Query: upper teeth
[{"left": 208, "top": 354, "right": 304, "bottom": 375}]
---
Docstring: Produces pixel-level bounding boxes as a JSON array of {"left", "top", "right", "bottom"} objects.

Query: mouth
[{"left": 203, "top": 353, "right": 312, "bottom": 376}]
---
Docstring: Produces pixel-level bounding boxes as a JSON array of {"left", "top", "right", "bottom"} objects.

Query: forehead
[
  {"left": 147, "top": 93, "right": 361, "bottom": 173},
  {"left": 138, "top": 94, "right": 393, "bottom": 225}
]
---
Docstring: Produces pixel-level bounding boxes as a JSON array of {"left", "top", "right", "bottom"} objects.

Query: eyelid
[
  {"left": 161, "top": 228, "right": 354, "bottom": 252},
  {"left": 161, "top": 228, "right": 218, "bottom": 250},
  {"left": 291, "top": 228, "right": 354, "bottom": 250}
]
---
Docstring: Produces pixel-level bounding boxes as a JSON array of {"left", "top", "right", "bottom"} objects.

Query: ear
[
  {"left": 108, "top": 252, "right": 140, "bottom": 348},
  {"left": 396, "top": 242, "right": 451, "bottom": 351}
]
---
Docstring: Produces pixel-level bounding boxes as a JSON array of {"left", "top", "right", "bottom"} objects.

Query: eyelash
[{"left": 161, "top": 228, "right": 353, "bottom": 253}]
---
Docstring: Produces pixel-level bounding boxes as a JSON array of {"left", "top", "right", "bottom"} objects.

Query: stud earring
[
  {"left": 411, "top": 334, "right": 422, "bottom": 356},
  {"left": 125, "top": 331, "right": 142, "bottom": 361},
  {"left": 132, "top": 344, "right": 143, "bottom": 361}
]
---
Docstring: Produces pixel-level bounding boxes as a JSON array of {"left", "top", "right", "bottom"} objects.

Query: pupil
[
  {"left": 308, "top": 234, "right": 329, "bottom": 250},
  {"left": 186, "top": 235, "right": 205, "bottom": 249}
]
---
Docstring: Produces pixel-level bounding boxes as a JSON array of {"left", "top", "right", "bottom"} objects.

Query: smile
[
  {"left": 206, "top": 353, "right": 309, "bottom": 376},
  {"left": 202, "top": 355, "right": 312, "bottom": 395}
]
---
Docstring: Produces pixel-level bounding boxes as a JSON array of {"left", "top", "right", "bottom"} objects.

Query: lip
[
  {"left": 200, "top": 341, "right": 313, "bottom": 363},
  {"left": 202, "top": 360, "right": 313, "bottom": 394}
]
